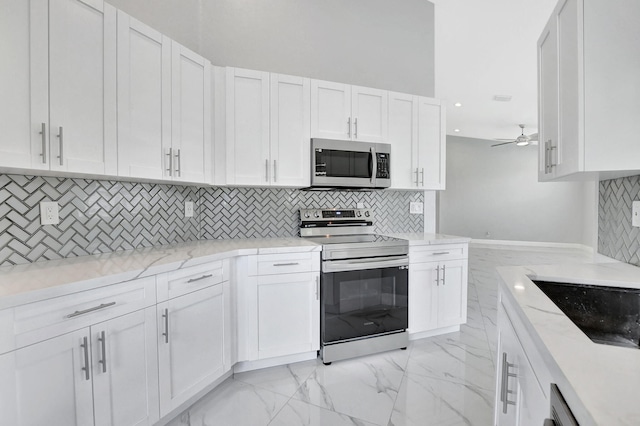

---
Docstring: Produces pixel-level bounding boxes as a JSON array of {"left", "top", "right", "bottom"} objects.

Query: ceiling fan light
[{"left": 515, "top": 140, "right": 529, "bottom": 146}]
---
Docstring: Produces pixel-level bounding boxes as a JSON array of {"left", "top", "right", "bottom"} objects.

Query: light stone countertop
[
  {"left": 497, "top": 262, "right": 640, "bottom": 426},
  {"left": 0, "top": 238, "right": 321, "bottom": 310},
  {"left": 383, "top": 232, "right": 471, "bottom": 245}
]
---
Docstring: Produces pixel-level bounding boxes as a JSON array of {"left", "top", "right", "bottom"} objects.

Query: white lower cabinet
[
  {"left": 495, "top": 300, "right": 549, "bottom": 426},
  {"left": 408, "top": 244, "right": 468, "bottom": 337},
  {"left": 0, "top": 308, "right": 159, "bottom": 426},
  {"left": 157, "top": 281, "right": 231, "bottom": 417}
]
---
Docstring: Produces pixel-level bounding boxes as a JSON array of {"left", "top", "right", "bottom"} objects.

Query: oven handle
[{"left": 322, "top": 255, "right": 409, "bottom": 273}]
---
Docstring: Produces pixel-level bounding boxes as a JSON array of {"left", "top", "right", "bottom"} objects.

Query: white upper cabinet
[
  {"left": 116, "top": 12, "right": 170, "bottom": 181},
  {"left": 224, "top": 68, "right": 310, "bottom": 187},
  {"left": 389, "top": 93, "right": 446, "bottom": 190},
  {"left": 538, "top": 0, "right": 640, "bottom": 181},
  {"left": 270, "top": 74, "right": 311, "bottom": 187},
  {"left": 311, "top": 80, "right": 388, "bottom": 142},
  {"left": 170, "top": 42, "right": 212, "bottom": 183},
  {"left": 0, "top": 0, "right": 117, "bottom": 175},
  {"left": 225, "top": 67, "right": 271, "bottom": 185}
]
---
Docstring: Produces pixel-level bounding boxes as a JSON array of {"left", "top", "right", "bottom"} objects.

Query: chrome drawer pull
[
  {"left": 166, "top": 147, "right": 173, "bottom": 176},
  {"left": 435, "top": 265, "right": 440, "bottom": 286},
  {"left": 57, "top": 126, "right": 64, "bottom": 165},
  {"left": 273, "top": 262, "right": 299, "bottom": 267},
  {"left": 81, "top": 336, "right": 90, "bottom": 381},
  {"left": 98, "top": 330, "right": 107, "bottom": 373},
  {"left": 431, "top": 251, "right": 450, "bottom": 256},
  {"left": 66, "top": 302, "right": 116, "bottom": 319},
  {"left": 187, "top": 274, "right": 213, "bottom": 283},
  {"left": 442, "top": 264, "right": 446, "bottom": 285},
  {"left": 162, "top": 308, "right": 169, "bottom": 344},
  {"left": 39, "top": 123, "right": 47, "bottom": 163},
  {"left": 501, "top": 352, "right": 517, "bottom": 413}
]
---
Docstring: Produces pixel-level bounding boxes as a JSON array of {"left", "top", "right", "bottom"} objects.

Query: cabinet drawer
[
  {"left": 248, "top": 252, "right": 320, "bottom": 276},
  {"left": 156, "top": 260, "right": 227, "bottom": 301},
  {"left": 409, "top": 244, "right": 467, "bottom": 263},
  {"left": 12, "top": 276, "right": 156, "bottom": 350}
]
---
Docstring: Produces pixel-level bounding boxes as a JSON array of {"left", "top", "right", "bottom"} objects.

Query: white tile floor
[{"left": 166, "top": 244, "right": 594, "bottom": 426}]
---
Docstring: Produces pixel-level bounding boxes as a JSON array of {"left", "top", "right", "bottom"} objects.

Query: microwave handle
[{"left": 369, "top": 147, "right": 377, "bottom": 184}]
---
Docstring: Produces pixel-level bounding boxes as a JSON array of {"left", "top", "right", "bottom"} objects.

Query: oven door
[{"left": 321, "top": 256, "right": 409, "bottom": 344}]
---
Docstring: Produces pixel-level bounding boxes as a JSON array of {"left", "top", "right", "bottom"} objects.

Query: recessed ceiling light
[
  {"left": 454, "top": 102, "right": 462, "bottom": 107},
  {"left": 493, "top": 95, "right": 512, "bottom": 102},
  {"left": 454, "top": 129, "right": 460, "bottom": 133}
]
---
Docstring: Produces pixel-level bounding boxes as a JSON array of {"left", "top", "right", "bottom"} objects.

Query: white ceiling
[{"left": 432, "top": 0, "right": 558, "bottom": 142}]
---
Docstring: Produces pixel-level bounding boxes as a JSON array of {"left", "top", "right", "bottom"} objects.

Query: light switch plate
[
  {"left": 410, "top": 202, "right": 424, "bottom": 214},
  {"left": 185, "top": 201, "right": 194, "bottom": 218},
  {"left": 633, "top": 201, "right": 640, "bottom": 227},
  {"left": 40, "top": 201, "right": 59, "bottom": 225}
]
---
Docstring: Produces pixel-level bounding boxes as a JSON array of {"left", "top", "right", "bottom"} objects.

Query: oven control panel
[{"left": 300, "top": 208, "right": 372, "bottom": 222}]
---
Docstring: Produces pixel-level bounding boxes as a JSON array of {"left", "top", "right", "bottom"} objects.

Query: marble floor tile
[
  {"left": 388, "top": 374, "right": 494, "bottom": 426},
  {"left": 163, "top": 244, "right": 593, "bottom": 426},
  {"left": 269, "top": 398, "right": 379, "bottom": 426},
  {"left": 234, "top": 359, "right": 319, "bottom": 398}
]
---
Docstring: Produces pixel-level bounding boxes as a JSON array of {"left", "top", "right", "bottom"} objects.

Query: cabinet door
[
  {"left": 48, "top": 0, "right": 117, "bottom": 175},
  {"left": 92, "top": 308, "right": 159, "bottom": 426},
  {"left": 225, "top": 67, "right": 270, "bottom": 185},
  {"left": 351, "top": 86, "right": 388, "bottom": 142},
  {"left": 388, "top": 92, "right": 419, "bottom": 189},
  {"left": 0, "top": 329, "right": 94, "bottom": 426},
  {"left": 157, "top": 283, "right": 229, "bottom": 417},
  {"left": 538, "top": 14, "right": 559, "bottom": 180},
  {"left": 310, "top": 79, "right": 351, "bottom": 140},
  {"left": 171, "top": 42, "right": 212, "bottom": 183},
  {"left": 437, "top": 260, "right": 467, "bottom": 328},
  {"left": 254, "top": 272, "right": 320, "bottom": 359},
  {"left": 0, "top": 0, "right": 48, "bottom": 170},
  {"left": 116, "top": 12, "right": 170, "bottom": 180},
  {"left": 270, "top": 74, "right": 311, "bottom": 187},
  {"left": 408, "top": 262, "right": 438, "bottom": 334},
  {"left": 417, "top": 97, "right": 446, "bottom": 190},
  {"left": 555, "top": 0, "right": 581, "bottom": 177}
]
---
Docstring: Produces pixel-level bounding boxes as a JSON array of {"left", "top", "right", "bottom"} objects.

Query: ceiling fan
[{"left": 491, "top": 124, "right": 539, "bottom": 147}]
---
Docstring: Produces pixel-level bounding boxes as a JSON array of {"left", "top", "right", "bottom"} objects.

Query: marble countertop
[
  {"left": 0, "top": 238, "right": 320, "bottom": 310},
  {"left": 496, "top": 262, "right": 640, "bottom": 426},
  {"left": 383, "top": 233, "right": 471, "bottom": 245}
]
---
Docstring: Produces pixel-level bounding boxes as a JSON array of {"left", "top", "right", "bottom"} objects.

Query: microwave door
[{"left": 313, "top": 145, "right": 374, "bottom": 188}]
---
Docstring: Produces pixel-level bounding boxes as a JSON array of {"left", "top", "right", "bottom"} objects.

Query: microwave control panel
[{"left": 376, "top": 153, "right": 390, "bottom": 179}]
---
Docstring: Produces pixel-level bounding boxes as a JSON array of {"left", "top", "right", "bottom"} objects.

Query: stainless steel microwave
[{"left": 310, "top": 139, "right": 391, "bottom": 189}]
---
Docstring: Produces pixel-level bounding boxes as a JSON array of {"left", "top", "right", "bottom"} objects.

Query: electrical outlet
[
  {"left": 185, "top": 201, "right": 194, "bottom": 218},
  {"left": 40, "top": 201, "right": 59, "bottom": 225},
  {"left": 409, "top": 202, "right": 423, "bottom": 214},
  {"left": 633, "top": 201, "right": 640, "bottom": 227}
]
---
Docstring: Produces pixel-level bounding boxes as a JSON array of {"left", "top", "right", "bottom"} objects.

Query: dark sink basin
[{"left": 532, "top": 280, "right": 640, "bottom": 349}]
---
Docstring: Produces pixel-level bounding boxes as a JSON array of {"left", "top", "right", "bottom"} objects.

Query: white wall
[
  {"left": 106, "top": 0, "right": 435, "bottom": 97},
  {"left": 439, "top": 136, "right": 597, "bottom": 246}
]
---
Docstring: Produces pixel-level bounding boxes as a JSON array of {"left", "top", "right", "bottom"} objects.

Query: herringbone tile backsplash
[
  {"left": 599, "top": 176, "right": 640, "bottom": 265},
  {"left": 0, "top": 174, "right": 423, "bottom": 266}
]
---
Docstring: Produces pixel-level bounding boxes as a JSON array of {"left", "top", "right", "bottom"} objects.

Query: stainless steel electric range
[{"left": 300, "top": 208, "right": 409, "bottom": 364}]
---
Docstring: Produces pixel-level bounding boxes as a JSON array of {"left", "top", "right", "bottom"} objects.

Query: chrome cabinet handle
[
  {"left": 273, "top": 160, "right": 277, "bottom": 182},
  {"left": 162, "top": 308, "right": 169, "bottom": 344},
  {"left": 98, "top": 330, "right": 107, "bottom": 373},
  {"left": 435, "top": 265, "right": 440, "bottom": 286},
  {"left": 273, "top": 262, "right": 299, "bottom": 267},
  {"left": 66, "top": 302, "right": 116, "bottom": 319},
  {"left": 441, "top": 264, "right": 446, "bottom": 285},
  {"left": 265, "top": 159, "right": 269, "bottom": 182},
  {"left": 57, "top": 126, "right": 64, "bottom": 166},
  {"left": 420, "top": 168, "right": 424, "bottom": 186},
  {"left": 549, "top": 145, "right": 557, "bottom": 168},
  {"left": 186, "top": 274, "right": 213, "bottom": 283},
  {"left": 81, "top": 336, "right": 90, "bottom": 381},
  {"left": 431, "top": 252, "right": 450, "bottom": 256},
  {"left": 175, "top": 149, "right": 181, "bottom": 177},
  {"left": 414, "top": 168, "right": 419, "bottom": 186},
  {"left": 347, "top": 117, "right": 351, "bottom": 138},
  {"left": 501, "top": 352, "right": 517, "bottom": 413},
  {"left": 354, "top": 118, "right": 358, "bottom": 139},
  {"left": 315, "top": 275, "right": 319, "bottom": 300},
  {"left": 39, "top": 123, "right": 47, "bottom": 164},
  {"left": 166, "top": 148, "right": 173, "bottom": 176}
]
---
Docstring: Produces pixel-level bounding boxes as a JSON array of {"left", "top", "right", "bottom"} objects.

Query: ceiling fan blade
[
  {"left": 491, "top": 140, "right": 516, "bottom": 147},
  {"left": 528, "top": 132, "right": 539, "bottom": 141},
  {"left": 494, "top": 138, "right": 515, "bottom": 141}
]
